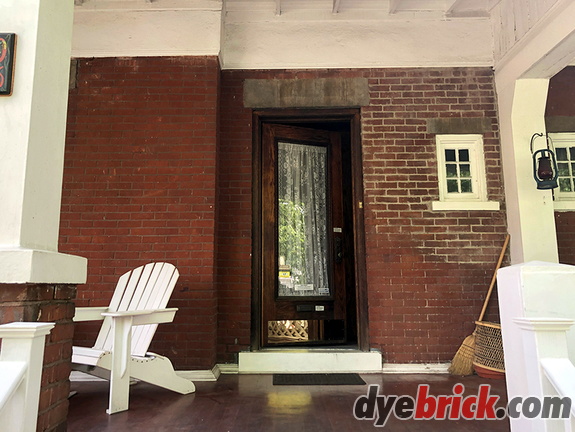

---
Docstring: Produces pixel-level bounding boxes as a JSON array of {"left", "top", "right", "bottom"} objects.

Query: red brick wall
[
  {"left": 216, "top": 74, "right": 254, "bottom": 363},
  {"left": 546, "top": 66, "right": 575, "bottom": 117},
  {"left": 219, "top": 67, "right": 507, "bottom": 364},
  {"left": 362, "top": 68, "right": 506, "bottom": 362},
  {"left": 556, "top": 212, "right": 575, "bottom": 265},
  {"left": 62, "top": 62, "right": 507, "bottom": 367},
  {"left": 61, "top": 56, "right": 220, "bottom": 369}
]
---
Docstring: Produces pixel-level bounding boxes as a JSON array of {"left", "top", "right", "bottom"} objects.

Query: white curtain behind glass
[{"left": 277, "top": 142, "right": 330, "bottom": 297}]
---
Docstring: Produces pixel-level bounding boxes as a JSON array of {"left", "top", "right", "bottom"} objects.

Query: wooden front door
[{"left": 261, "top": 122, "right": 356, "bottom": 346}]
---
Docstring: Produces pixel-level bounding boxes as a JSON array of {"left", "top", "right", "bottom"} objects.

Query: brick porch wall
[
  {"left": 219, "top": 67, "right": 507, "bottom": 364},
  {"left": 60, "top": 56, "right": 220, "bottom": 370},
  {"left": 61, "top": 62, "right": 507, "bottom": 367}
]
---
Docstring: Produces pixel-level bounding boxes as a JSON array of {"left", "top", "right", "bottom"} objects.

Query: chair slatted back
[{"left": 93, "top": 262, "right": 179, "bottom": 357}]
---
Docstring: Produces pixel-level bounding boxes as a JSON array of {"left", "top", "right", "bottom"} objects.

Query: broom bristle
[{"left": 448, "top": 334, "right": 476, "bottom": 376}]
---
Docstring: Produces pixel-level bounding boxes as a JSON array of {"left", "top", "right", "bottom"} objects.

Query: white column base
[{"left": 0, "top": 248, "right": 87, "bottom": 284}]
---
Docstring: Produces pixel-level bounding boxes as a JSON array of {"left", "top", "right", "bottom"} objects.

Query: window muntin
[
  {"left": 445, "top": 148, "right": 473, "bottom": 193},
  {"left": 550, "top": 133, "right": 575, "bottom": 202},
  {"left": 436, "top": 134, "right": 486, "bottom": 203}
]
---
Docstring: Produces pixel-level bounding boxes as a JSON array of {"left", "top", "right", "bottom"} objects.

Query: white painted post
[
  {"left": 492, "top": 0, "right": 575, "bottom": 265},
  {"left": 495, "top": 78, "right": 558, "bottom": 264},
  {"left": 513, "top": 318, "right": 574, "bottom": 432},
  {"left": 498, "top": 262, "right": 575, "bottom": 432},
  {"left": 0, "top": 0, "right": 87, "bottom": 284},
  {"left": 0, "top": 322, "right": 54, "bottom": 432}
]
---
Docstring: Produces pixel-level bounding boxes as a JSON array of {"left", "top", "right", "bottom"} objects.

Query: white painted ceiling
[
  {"left": 224, "top": 0, "right": 492, "bottom": 18},
  {"left": 75, "top": 0, "right": 493, "bottom": 18}
]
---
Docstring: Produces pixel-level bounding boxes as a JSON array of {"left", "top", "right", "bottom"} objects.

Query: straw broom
[{"left": 448, "top": 234, "right": 510, "bottom": 376}]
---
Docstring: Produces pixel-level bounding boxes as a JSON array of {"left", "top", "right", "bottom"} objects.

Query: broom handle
[{"left": 478, "top": 234, "right": 510, "bottom": 322}]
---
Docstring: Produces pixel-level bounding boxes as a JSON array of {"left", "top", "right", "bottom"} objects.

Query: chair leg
[
  {"left": 130, "top": 353, "right": 196, "bottom": 394},
  {"left": 107, "top": 316, "right": 133, "bottom": 414}
]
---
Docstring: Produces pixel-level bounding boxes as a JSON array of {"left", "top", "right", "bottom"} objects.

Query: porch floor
[{"left": 67, "top": 372, "right": 510, "bottom": 431}]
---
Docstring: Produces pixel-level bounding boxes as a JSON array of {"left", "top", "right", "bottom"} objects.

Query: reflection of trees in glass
[{"left": 278, "top": 200, "right": 307, "bottom": 284}]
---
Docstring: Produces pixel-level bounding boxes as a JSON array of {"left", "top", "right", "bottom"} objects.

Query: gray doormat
[{"left": 273, "top": 373, "right": 366, "bottom": 386}]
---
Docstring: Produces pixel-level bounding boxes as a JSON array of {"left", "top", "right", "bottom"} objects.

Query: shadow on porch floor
[{"left": 67, "top": 373, "right": 510, "bottom": 431}]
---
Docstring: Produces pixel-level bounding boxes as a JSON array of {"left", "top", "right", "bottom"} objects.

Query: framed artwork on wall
[{"left": 0, "top": 33, "right": 16, "bottom": 96}]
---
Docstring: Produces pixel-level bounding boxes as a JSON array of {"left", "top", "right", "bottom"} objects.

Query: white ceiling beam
[
  {"left": 389, "top": 0, "right": 401, "bottom": 14},
  {"left": 332, "top": 0, "right": 341, "bottom": 14},
  {"left": 488, "top": 0, "right": 502, "bottom": 12},
  {"left": 445, "top": 0, "right": 460, "bottom": 16}
]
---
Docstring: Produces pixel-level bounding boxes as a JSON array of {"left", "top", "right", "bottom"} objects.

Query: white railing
[
  {"left": 514, "top": 317, "right": 575, "bottom": 431},
  {"left": 497, "top": 262, "right": 575, "bottom": 432},
  {"left": 0, "top": 322, "right": 54, "bottom": 432}
]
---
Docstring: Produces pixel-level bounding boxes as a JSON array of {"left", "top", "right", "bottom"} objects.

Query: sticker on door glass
[{"left": 295, "top": 284, "right": 314, "bottom": 291}]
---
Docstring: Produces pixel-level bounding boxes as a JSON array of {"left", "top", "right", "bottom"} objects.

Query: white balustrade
[
  {"left": 498, "top": 262, "right": 575, "bottom": 432},
  {"left": 0, "top": 322, "right": 54, "bottom": 432}
]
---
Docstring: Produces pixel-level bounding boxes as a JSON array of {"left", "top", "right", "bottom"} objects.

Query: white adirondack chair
[{"left": 72, "top": 262, "right": 195, "bottom": 414}]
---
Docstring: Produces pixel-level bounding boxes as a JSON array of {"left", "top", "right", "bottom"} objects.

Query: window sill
[
  {"left": 431, "top": 201, "right": 500, "bottom": 211},
  {"left": 554, "top": 200, "right": 575, "bottom": 211}
]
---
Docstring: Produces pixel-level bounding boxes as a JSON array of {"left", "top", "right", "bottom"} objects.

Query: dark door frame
[{"left": 251, "top": 108, "right": 369, "bottom": 351}]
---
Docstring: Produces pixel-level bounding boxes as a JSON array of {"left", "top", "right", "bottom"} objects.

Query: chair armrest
[
  {"left": 101, "top": 308, "right": 178, "bottom": 326},
  {"left": 73, "top": 307, "right": 109, "bottom": 322}
]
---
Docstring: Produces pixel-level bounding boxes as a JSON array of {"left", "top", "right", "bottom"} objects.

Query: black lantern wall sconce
[{"left": 530, "top": 133, "right": 558, "bottom": 190}]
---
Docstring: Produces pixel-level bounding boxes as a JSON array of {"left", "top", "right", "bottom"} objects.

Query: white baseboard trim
[
  {"left": 179, "top": 362, "right": 449, "bottom": 376},
  {"left": 176, "top": 369, "right": 217, "bottom": 382},
  {"left": 70, "top": 371, "right": 107, "bottom": 382},
  {"left": 71, "top": 362, "right": 449, "bottom": 383},
  {"left": 381, "top": 363, "right": 450, "bottom": 374},
  {"left": 216, "top": 363, "right": 239, "bottom": 374}
]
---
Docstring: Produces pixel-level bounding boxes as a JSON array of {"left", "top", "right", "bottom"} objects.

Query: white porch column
[
  {"left": 493, "top": 0, "right": 575, "bottom": 264},
  {"left": 496, "top": 78, "right": 558, "bottom": 264},
  {"left": 0, "top": 0, "right": 86, "bottom": 283}
]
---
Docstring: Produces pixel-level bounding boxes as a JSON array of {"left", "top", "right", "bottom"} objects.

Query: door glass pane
[
  {"left": 268, "top": 320, "right": 309, "bottom": 344},
  {"left": 277, "top": 142, "right": 330, "bottom": 297}
]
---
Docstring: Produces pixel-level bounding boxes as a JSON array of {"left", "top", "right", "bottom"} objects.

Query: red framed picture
[{"left": 0, "top": 33, "right": 16, "bottom": 96}]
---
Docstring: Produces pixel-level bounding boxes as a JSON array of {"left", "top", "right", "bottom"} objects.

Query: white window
[
  {"left": 432, "top": 134, "right": 499, "bottom": 211},
  {"left": 550, "top": 133, "right": 575, "bottom": 209}
]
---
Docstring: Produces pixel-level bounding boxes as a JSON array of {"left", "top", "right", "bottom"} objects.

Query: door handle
[{"left": 334, "top": 237, "right": 343, "bottom": 264}]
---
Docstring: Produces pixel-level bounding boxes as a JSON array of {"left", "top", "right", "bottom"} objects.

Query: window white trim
[
  {"left": 432, "top": 134, "right": 499, "bottom": 211},
  {"left": 431, "top": 201, "right": 500, "bottom": 211},
  {"left": 550, "top": 133, "right": 575, "bottom": 210}
]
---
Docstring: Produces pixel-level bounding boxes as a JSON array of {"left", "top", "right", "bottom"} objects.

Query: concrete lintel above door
[
  {"left": 238, "top": 349, "right": 382, "bottom": 373},
  {"left": 244, "top": 78, "right": 370, "bottom": 108}
]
